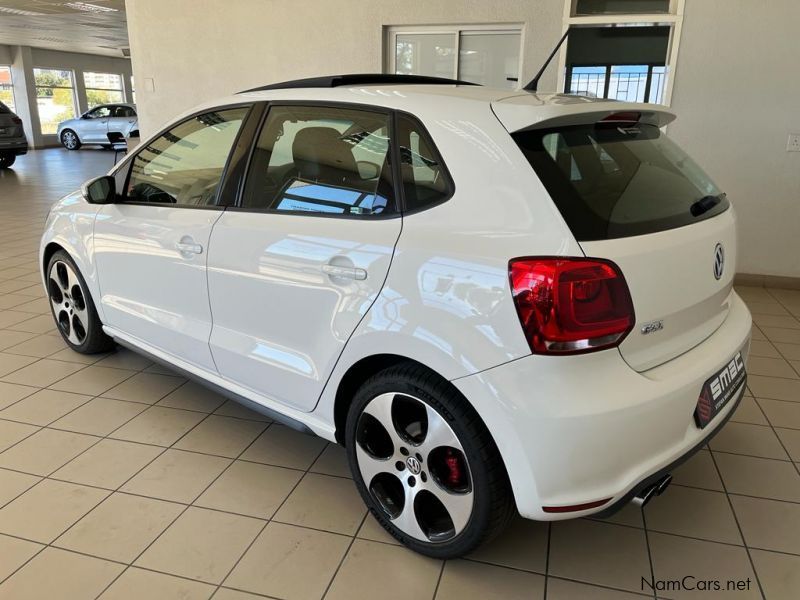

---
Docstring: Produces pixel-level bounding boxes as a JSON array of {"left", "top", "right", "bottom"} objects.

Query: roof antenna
[{"left": 523, "top": 28, "right": 571, "bottom": 92}]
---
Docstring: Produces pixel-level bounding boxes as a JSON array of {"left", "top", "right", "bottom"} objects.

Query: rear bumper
[
  {"left": 0, "top": 138, "right": 28, "bottom": 155},
  {"left": 453, "top": 291, "right": 752, "bottom": 520}
]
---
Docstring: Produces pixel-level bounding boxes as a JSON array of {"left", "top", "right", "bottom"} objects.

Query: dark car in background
[{"left": 0, "top": 101, "right": 28, "bottom": 168}]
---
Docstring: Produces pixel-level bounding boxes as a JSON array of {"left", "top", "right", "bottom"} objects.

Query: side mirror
[{"left": 81, "top": 175, "right": 116, "bottom": 204}]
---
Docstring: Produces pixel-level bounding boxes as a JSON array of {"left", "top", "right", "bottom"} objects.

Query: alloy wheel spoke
[
  {"left": 362, "top": 392, "right": 403, "bottom": 445},
  {"left": 426, "top": 482, "right": 473, "bottom": 534},
  {"left": 355, "top": 441, "right": 394, "bottom": 487},
  {"left": 421, "top": 404, "right": 461, "bottom": 453},
  {"left": 391, "top": 486, "right": 427, "bottom": 541}
]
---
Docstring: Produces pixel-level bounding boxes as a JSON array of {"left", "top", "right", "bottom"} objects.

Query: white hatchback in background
[
  {"left": 40, "top": 75, "right": 751, "bottom": 558},
  {"left": 57, "top": 103, "right": 138, "bottom": 150}
]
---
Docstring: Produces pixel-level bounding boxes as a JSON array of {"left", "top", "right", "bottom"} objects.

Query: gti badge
[
  {"left": 641, "top": 320, "right": 664, "bottom": 335},
  {"left": 713, "top": 243, "right": 725, "bottom": 280}
]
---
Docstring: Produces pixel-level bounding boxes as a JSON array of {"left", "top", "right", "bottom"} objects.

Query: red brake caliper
[{"left": 444, "top": 448, "right": 464, "bottom": 487}]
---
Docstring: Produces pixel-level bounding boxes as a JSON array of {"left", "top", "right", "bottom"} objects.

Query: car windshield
[{"left": 512, "top": 122, "right": 729, "bottom": 240}]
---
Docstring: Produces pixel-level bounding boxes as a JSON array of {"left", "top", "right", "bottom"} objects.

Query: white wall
[
  {"left": 125, "top": 0, "right": 800, "bottom": 279},
  {"left": 0, "top": 43, "right": 133, "bottom": 147},
  {"left": 668, "top": 0, "right": 800, "bottom": 279}
]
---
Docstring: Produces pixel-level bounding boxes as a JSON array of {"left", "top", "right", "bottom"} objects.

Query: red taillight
[
  {"left": 508, "top": 257, "right": 635, "bottom": 354},
  {"left": 11, "top": 117, "right": 22, "bottom": 125},
  {"left": 542, "top": 498, "right": 612, "bottom": 513}
]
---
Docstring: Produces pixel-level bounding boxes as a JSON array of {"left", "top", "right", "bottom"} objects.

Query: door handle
[
  {"left": 322, "top": 264, "right": 367, "bottom": 280},
  {"left": 176, "top": 239, "right": 203, "bottom": 255}
]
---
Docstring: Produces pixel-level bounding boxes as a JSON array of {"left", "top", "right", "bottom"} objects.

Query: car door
[
  {"left": 207, "top": 103, "right": 402, "bottom": 410},
  {"left": 94, "top": 104, "right": 252, "bottom": 371},
  {"left": 79, "top": 106, "right": 111, "bottom": 142},
  {"left": 107, "top": 105, "right": 137, "bottom": 137}
]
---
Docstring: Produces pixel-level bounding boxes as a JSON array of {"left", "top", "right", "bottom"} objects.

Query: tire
[
  {"left": 46, "top": 250, "right": 114, "bottom": 354},
  {"left": 345, "top": 362, "right": 515, "bottom": 558},
  {"left": 101, "top": 144, "right": 112, "bottom": 150},
  {"left": 0, "top": 154, "right": 15, "bottom": 168},
  {"left": 60, "top": 129, "right": 81, "bottom": 150}
]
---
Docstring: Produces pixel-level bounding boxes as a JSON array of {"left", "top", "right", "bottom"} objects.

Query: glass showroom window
[
  {"left": 0, "top": 66, "right": 15, "bottom": 111},
  {"left": 34, "top": 68, "right": 77, "bottom": 135},
  {"left": 84, "top": 71, "right": 124, "bottom": 108},
  {"left": 130, "top": 75, "right": 135, "bottom": 103}
]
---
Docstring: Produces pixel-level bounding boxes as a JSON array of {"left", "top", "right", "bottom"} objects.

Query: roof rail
[{"left": 239, "top": 73, "right": 479, "bottom": 93}]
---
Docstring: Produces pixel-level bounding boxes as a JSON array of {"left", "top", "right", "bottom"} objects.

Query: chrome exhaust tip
[{"left": 631, "top": 473, "right": 673, "bottom": 508}]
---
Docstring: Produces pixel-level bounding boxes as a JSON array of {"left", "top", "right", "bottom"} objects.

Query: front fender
[{"left": 40, "top": 191, "right": 103, "bottom": 318}]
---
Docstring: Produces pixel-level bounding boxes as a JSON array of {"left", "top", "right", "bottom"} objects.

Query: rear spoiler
[{"left": 492, "top": 98, "right": 676, "bottom": 133}]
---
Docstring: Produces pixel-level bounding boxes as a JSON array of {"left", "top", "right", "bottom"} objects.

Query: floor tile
[
  {"left": 99, "top": 567, "right": 215, "bottom": 600},
  {"left": 356, "top": 511, "right": 400, "bottom": 545},
  {"left": 753, "top": 314, "right": 800, "bottom": 330},
  {"left": 745, "top": 356, "right": 798, "bottom": 378},
  {"left": 774, "top": 342, "right": 800, "bottom": 361},
  {"left": 747, "top": 375, "right": 800, "bottom": 402},
  {"left": 548, "top": 519, "right": 650, "bottom": 592},
  {"left": 648, "top": 532, "right": 759, "bottom": 599},
  {"left": 0, "top": 479, "right": 108, "bottom": 543},
  {"left": 747, "top": 339, "right": 782, "bottom": 358},
  {"left": 749, "top": 549, "right": 800, "bottom": 600},
  {"left": 0, "top": 381, "right": 36, "bottom": 410},
  {"left": 0, "top": 418, "right": 38, "bottom": 452},
  {"left": 240, "top": 424, "right": 326, "bottom": 470},
  {"left": 710, "top": 422, "right": 789, "bottom": 459},
  {"left": 121, "top": 448, "right": 231, "bottom": 503},
  {"left": 93, "top": 348, "right": 153, "bottom": 371},
  {"left": 761, "top": 327, "right": 800, "bottom": 345},
  {"left": 0, "top": 388, "right": 90, "bottom": 426},
  {"left": 730, "top": 396, "right": 769, "bottom": 425},
  {"left": 226, "top": 521, "right": 349, "bottom": 600},
  {"left": 274, "top": 472, "right": 366, "bottom": 535},
  {"left": 213, "top": 399, "right": 271, "bottom": 421},
  {"left": 53, "top": 438, "right": 163, "bottom": 489},
  {"left": 173, "top": 415, "right": 267, "bottom": 458},
  {"left": 757, "top": 397, "right": 800, "bottom": 429},
  {"left": 713, "top": 452, "right": 800, "bottom": 501},
  {"left": 547, "top": 578, "right": 649, "bottom": 599},
  {"left": 0, "top": 534, "right": 42, "bottom": 582},
  {"left": 3, "top": 333, "right": 66, "bottom": 359},
  {"left": 644, "top": 485, "right": 742, "bottom": 544},
  {"left": 0, "top": 310, "right": 37, "bottom": 329},
  {"left": 55, "top": 492, "right": 183, "bottom": 563},
  {"left": 730, "top": 495, "right": 800, "bottom": 554},
  {"left": 135, "top": 506, "right": 263, "bottom": 584},
  {"left": 214, "top": 589, "right": 262, "bottom": 600},
  {"left": 195, "top": 460, "right": 301, "bottom": 519},
  {"left": 1, "top": 358, "right": 83, "bottom": 387},
  {"left": 110, "top": 406, "right": 206, "bottom": 446},
  {"left": 157, "top": 380, "right": 226, "bottom": 413},
  {"left": 51, "top": 397, "right": 149, "bottom": 436},
  {"left": 0, "top": 427, "right": 98, "bottom": 475},
  {"left": 774, "top": 427, "right": 800, "bottom": 460},
  {"left": 436, "top": 559, "right": 544, "bottom": 600},
  {"left": 7, "top": 313, "right": 60, "bottom": 333},
  {"left": 102, "top": 372, "right": 185, "bottom": 404},
  {"left": 468, "top": 516, "right": 548, "bottom": 573},
  {"left": 662, "top": 451, "right": 724, "bottom": 492},
  {"left": 48, "top": 346, "right": 106, "bottom": 365},
  {"left": 309, "top": 443, "right": 351, "bottom": 478},
  {"left": 0, "top": 352, "right": 37, "bottom": 378},
  {"left": 0, "top": 468, "right": 41, "bottom": 507},
  {"left": 50, "top": 365, "right": 134, "bottom": 396},
  {"left": 746, "top": 302, "right": 789, "bottom": 317},
  {"left": 0, "top": 547, "right": 123, "bottom": 600}
]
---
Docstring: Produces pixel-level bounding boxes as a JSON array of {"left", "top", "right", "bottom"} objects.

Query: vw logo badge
[
  {"left": 406, "top": 456, "right": 421, "bottom": 475},
  {"left": 713, "top": 243, "right": 725, "bottom": 280}
]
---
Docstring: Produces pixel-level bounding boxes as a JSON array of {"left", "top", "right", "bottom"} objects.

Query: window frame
[
  {"left": 83, "top": 71, "right": 125, "bottom": 109},
  {"left": 117, "top": 102, "right": 256, "bottom": 211},
  {"left": 0, "top": 66, "right": 16, "bottom": 113},
  {"left": 33, "top": 67, "right": 77, "bottom": 135}
]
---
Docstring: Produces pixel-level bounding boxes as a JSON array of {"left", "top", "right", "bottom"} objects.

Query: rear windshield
[{"left": 513, "top": 122, "right": 729, "bottom": 240}]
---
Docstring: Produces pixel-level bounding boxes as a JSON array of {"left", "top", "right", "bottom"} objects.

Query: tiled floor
[{"left": 0, "top": 149, "right": 799, "bottom": 599}]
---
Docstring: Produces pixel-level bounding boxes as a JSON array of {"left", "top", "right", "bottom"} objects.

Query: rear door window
[
  {"left": 513, "top": 123, "right": 728, "bottom": 240},
  {"left": 396, "top": 114, "right": 452, "bottom": 212}
]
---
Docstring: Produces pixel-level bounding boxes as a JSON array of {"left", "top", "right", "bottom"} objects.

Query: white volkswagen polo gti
[{"left": 40, "top": 74, "right": 752, "bottom": 558}]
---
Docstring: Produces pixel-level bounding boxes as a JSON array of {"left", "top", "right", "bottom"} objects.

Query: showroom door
[
  {"left": 207, "top": 103, "right": 402, "bottom": 411},
  {"left": 94, "top": 105, "right": 251, "bottom": 371}
]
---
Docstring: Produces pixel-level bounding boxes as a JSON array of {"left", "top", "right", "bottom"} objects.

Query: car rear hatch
[
  {"left": 0, "top": 103, "right": 23, "bottom": 139},
  {"left": 494, "top": 95, "right": 736, "bottom": 371}
]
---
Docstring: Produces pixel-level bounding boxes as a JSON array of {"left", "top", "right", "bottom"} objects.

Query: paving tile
[
  {"left": 0, "top": 479, "right": 108, "bottom": 543},
  {"left": 135, "top": 506, "right": 263, "bottom": 584},
  {"left": 0, "top": 427, "right": 98, "bottom": 475},
  {"left": 50, "top": 365, "right": 134, "bottom": 396},
  {"left": 226, "top": 521, "right": 349, "bottom": 600},
  {"left": 757, "top": 397, "right": 800, "bottom": 429},
  {"left": 102, "top": 371, "right": 185, "bottom": 404},
  {"left": 195, "top": 460, "right": 301, "bottom": 519},
  {"left": 547, "top": 578, "right": 650, "bottom": 599},
  {"left": 644, "top": 485, "right": 742, "bottom": 544},
  {"left": 730, "top": 396, "right": 769, "bottom": 425},
  {"left": 548, "top": 519, "right": 650, "bottom": 592},
  {"left": 310, "top": 443, "right": 351, "bottom": 478},
  {"left": 0, "top": 418, "right": 38, "bottom": 452},
  {"left": 436, "top": 559, "right": 544, "bottom": 600},
  {"left": 51, "top": 397, "right": 149, "bottom": 436},
  {"left": 174, "top": 414, "right": 267, "bottom": 458},
  {"left": 110, "top": 406, "right": 206, "bottom": 446},
  {"left": 55, "top": 492, "right": 183, "bottom": 562},
  {"left": 241, "top": 424, "right": 326, "bottom": 470},
  {"left": 0, "top": 547, "right": 124, "bottom": 600},
  {"left": 274, "top": 472, "right": 366, "bottom": 535},
  {"left": 0, "top": 351, "right": 37, "bottom": 378},
  {"left": 774, "top": 427, "right": 800, "bottom": 460},
  {"left": 468, "top": 516, "right": 548, "bottom": 573},
  {"left": 121, "top": 448, "right": 231, "bottom": 503},
  {"left": 0, "top": 388, "right": 90, "bottom": 426},
  {"left": 157, "top": 380, "right": 226, "bottom": 413},
  {"left": 710, "top": 422, "right": 789, "bottom": 459},
  {"left": 0, "top": 533, "right": 42, "bottom": 582},
  {"left": 99, "top": 567, "right": 215, "bottom": 600},
  {"left": 648, "top": 532, "right": 760, "bottom": 599},
  {"left": 713, "top": 452, "right": 800, "bottom": 501},
  {"left": 749, "top": 549, "right": 800, "bottom": 600},
  {"left": 0, "top": 468, "right": 41, "bottom": 506},
  {"left": 730, "top": 495, "right": 800, "bottom": 554},
  {"left": 53, "top": 438, "right": 163, "bottom": 489}
]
